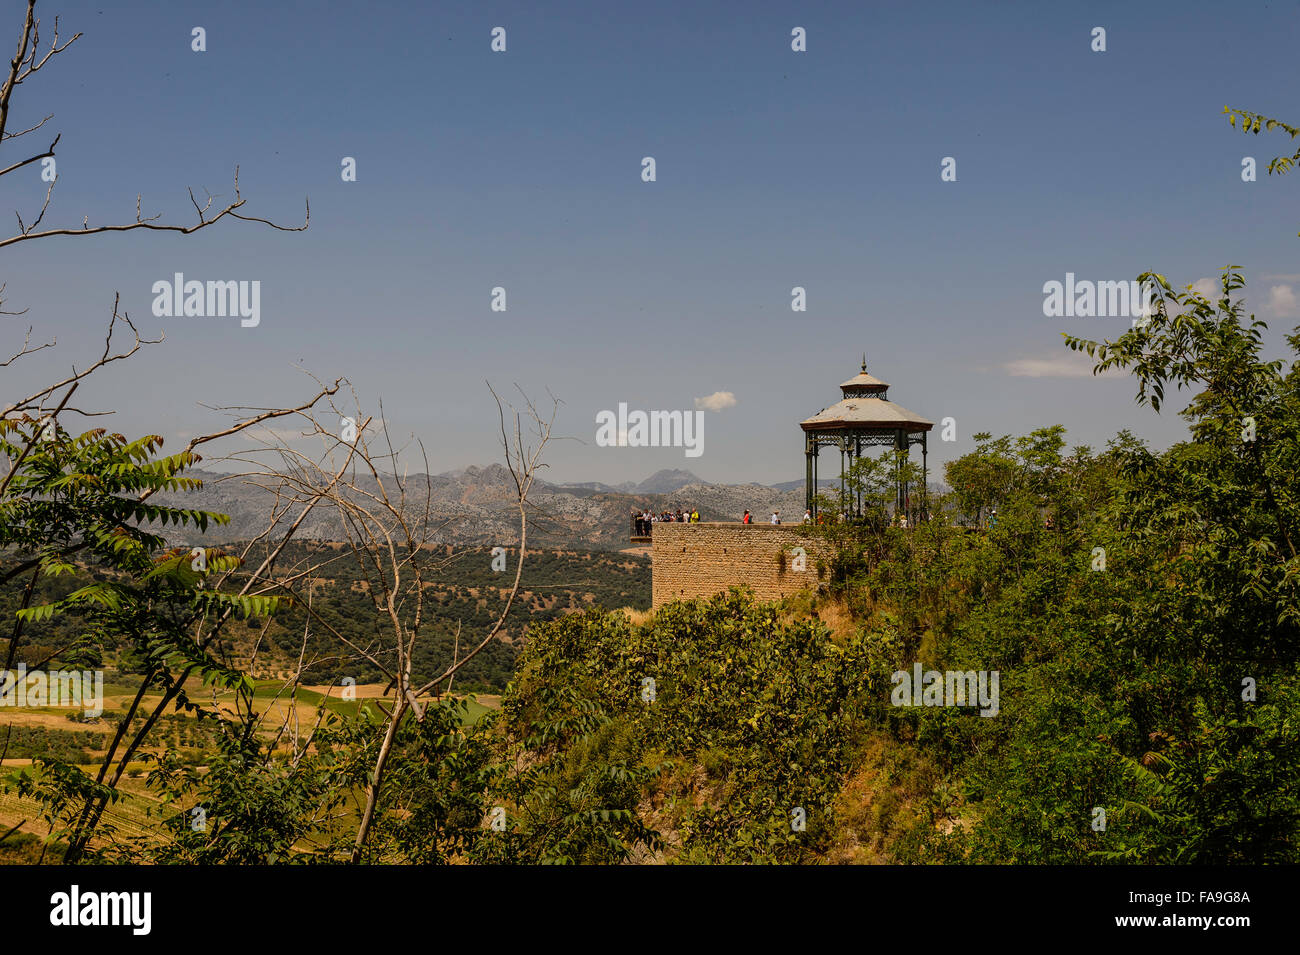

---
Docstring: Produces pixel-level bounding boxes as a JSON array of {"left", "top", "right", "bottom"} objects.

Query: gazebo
[{"left": 801, "top": 356, "right": 934, "bottom": 521}]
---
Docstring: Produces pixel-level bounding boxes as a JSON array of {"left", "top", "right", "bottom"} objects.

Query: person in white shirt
[{"left": 770, "top": 511, "right": 780, "bottom": 525}]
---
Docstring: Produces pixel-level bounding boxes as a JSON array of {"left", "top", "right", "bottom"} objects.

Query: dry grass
[
  {"left": 824, "top": 730, "right": 958, "bottom": 865},
  {"left": 811, "top": 596, "right": 858, "bottom": 643},
  {"left": 619, "top": 606, "right": 653, "bottom": 627},
  {"left": 774, "top": 591, "right": 861, "bottom": 644},
  {"left": 825, "top": 734, "right": 900, "bottom": 864}
]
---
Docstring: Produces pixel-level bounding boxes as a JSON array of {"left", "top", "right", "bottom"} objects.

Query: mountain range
[{"left": 154, "top": 466, "right": 938, "bottom": 551}]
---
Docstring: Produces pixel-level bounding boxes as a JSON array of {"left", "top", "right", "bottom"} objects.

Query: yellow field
[{"left": 0, "top": 681, "right": 499, "bottom": 853}]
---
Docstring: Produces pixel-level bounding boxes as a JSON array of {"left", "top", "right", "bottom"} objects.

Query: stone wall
[{"left": 650, "top": 522, "right": 833, "bottom": 608}]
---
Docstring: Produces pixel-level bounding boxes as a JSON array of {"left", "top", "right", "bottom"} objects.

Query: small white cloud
[
  {"left": 1267, "top": 284, "right": 1298, "bottom": 317},
  {"left": 694, "top": 391, "right": 737, "bottom": 412},
  {"left": 1004, "top": 352, "right": 1122, "bottom": 379},
  {"left": 1172, "top": 278, "right": 1242, "bottom": 316}
]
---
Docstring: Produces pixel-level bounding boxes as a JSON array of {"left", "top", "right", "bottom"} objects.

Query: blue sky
[{"left": 4, "top": 0, "right": 1299, "bottom": 485}]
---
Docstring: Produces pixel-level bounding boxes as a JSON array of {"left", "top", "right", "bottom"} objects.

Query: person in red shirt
[{"left": 742, "top": 510, "right": 751, "bottom": 523}]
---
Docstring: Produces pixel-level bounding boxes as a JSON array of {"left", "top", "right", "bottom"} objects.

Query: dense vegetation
[
  {"left": 476, "top": 266, "right": 1300, "bottom": 863},
  {"left": 3, "top": 267, "right": 1297, "bottom": 863}
]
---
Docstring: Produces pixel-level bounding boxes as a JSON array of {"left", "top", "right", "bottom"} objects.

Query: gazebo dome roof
[
  {"left": 801, "top": 356, "right": 933, "bottom": 433},
  {"left": 800, "top": 397, "right": 933, "bottom": 432}
]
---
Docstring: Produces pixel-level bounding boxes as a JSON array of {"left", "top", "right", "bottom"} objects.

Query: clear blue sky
[{"left": 5, "top": 0, "right": 1298, "bottom": 485}]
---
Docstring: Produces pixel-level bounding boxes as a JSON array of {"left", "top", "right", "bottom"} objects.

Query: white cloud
[
  {"left": 1267, "top": 284, "right": 1298, "bottom": 317},
  {"left": 694, "top": 391, "right": 736, "bottom": 412},
  {"left": 1171, "top": 278, "right": 1243, "bottom": 316},
  {"left": 1003, "top": 351, "right": 1122, "bottom": 379}
]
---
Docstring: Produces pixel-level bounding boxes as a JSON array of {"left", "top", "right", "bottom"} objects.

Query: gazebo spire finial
[{"left": 861, "top": 352, "right": 867, "bottom": 373}]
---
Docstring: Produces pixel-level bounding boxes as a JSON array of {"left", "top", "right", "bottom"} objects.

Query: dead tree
[{"left": 212, "top": 379, "right": 555, "bottom": 862}]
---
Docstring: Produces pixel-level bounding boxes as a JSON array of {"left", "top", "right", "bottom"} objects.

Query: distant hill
[
  {"left": 151, "top": 467, "right": 801, "bottom": 550},
  {"left": 553, "top": 480, "right": 636, "bottom": 493},
  {"left": 633, "top": 469, "right": 702, "bottom": 493},
  {"left": 554, "top": 469, "right": 703, "bottom": 495},
  {"left": 769, "top": 478, "right": 837, "bottom": 492}
]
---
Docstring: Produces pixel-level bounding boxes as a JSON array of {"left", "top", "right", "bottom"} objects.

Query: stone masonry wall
[{"left": 651, "top": 522, "right": 834, "bottom": 608}]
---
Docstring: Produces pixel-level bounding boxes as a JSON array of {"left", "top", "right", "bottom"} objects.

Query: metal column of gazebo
[{"left": 801, "top": 357, "right": 934, "bottom": 522}]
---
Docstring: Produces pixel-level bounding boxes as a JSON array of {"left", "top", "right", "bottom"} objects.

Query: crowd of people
[
  {"left": 633, "top": 506, "right": 821, "bottom": 536},
  {"left": 632, "top": 507, "right": 700, "bottom": 536}
]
